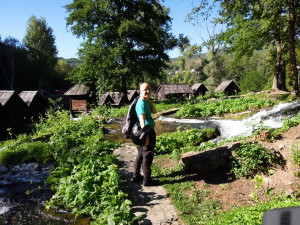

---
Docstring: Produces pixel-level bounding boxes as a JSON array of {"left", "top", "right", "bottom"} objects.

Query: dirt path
[{"left": 113, "top": 143, "right": 182, "bottom": 225}]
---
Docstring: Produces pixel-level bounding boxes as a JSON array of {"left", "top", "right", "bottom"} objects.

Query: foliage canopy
[{"left": 65, "top": 0, "right": 177, "bottom": 95}]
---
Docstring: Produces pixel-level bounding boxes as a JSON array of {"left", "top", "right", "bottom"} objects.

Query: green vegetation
[
  {"left": 0, "top": 110, "right": 135, "bottom": 224},
  {"left": 65, "top": 0, "right": 177, "bottom": 93},
  {"left": 155, "top": 128, "right": 219, "bottom": 157},
  {"left": 0, "top": 139, "right": 53, "bottom": 165},
  {"left": 292, "top": 141, "right": 300, "bottom": 176},
  {"left": 165, "top": 181, "right": 221, "bottom": 225},
  {"left": 206, "top": 195, "right": 300, "bottom": 225},
  {"left": 154, "top": 100, "right": 185, "bottom": 112},
  {"left": 176, "top": 97, "right": 278, "bottom": 118},
  {"left": 264, "top": 112, "right": 300, "bottom": 140},
  {"left": 292, "top": 142, "right": 300, "bottom": 166},
  {"left": 231, "top": 142, "right": 283, "bottom": 178},
  {"left": 92, "top": 105, "right": 129, "bottom": 118}
]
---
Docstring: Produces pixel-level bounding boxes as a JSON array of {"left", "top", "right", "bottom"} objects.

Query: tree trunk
[
  {"left": 272, "top": 39, "right": 287, "bottom": 91},
  {"left": 288, "top": 0, "right": 299, "bottom": 97}
]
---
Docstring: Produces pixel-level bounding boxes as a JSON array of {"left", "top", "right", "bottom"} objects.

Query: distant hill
[
  {"left": 169, "top": 52, "right": 206, "bottom": 62},
  {"left": 65, "top": 58, "right": 81, "bottom": 67}
]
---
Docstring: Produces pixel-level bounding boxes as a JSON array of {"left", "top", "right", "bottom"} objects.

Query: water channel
[{"left": 1, "top": 100, "right": 300, "bottom": 224}]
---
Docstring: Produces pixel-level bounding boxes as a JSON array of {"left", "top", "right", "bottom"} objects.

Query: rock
[
  {"left": 0, "top": 166, "right": 9, "bottom": 175},
  {"left": 180, "top": 146, "right": 235, "bottom": 173}
]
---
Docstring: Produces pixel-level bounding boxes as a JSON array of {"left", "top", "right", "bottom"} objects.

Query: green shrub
[
  {"left": 292, "top": 142, "right": 300, "bottom": 165},
  {"left": 231, "top": 142, "right": 283, "bottom": 178},
  {"left": 155, "top": 128, "right": 219, "bottom": 155},
  {"left": 291, "top": 142, "right": 300, "bottom": 176},
  {"left": 0, "top": 141, "right": 54, "bottom": 165}
]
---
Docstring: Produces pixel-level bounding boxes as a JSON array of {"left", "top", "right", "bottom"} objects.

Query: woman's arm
[
  {"left": 139, "top": 114, "right": 146, "bottom": 128},
  {"left": 147, "top": 100, "right": 157, "bottom": 114},
  {"left": 139, "top": 114, "right": 149, "bottom": 146}
]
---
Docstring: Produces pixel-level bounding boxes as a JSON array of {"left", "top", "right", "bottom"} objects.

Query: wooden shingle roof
[
  {"left": 191, "top": 83, "right": 208, "bottom": 91},
  {"left": 156, "top": 83, "right": 193, "bottom": 94},
  {"left": 107, "top": 92, "right": 128, "bottom": 105},
  {"left": 0, "top": 91, "right": 15, "bottom": 106},
  {"left": 215, "top": 80, "right": 241, "bottom": 93},
  {"left": 127, "top": 90, "right": 139, "bottom": 102},
  {"left": 18, "top": 91, "right": 40, "bottom": 106},
  {"left": 64, "top": 84, "right": 89, "bottom": 96},
  {"left": 99, "top": 93, "right": 114, "bottom": 105}
]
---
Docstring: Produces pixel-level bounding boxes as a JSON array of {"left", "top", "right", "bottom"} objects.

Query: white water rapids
[{"left": 157, "top": 100, "right": 300, "bottom": 140}]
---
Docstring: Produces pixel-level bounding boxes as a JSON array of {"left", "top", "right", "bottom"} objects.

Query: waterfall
[{"left": 157, "top": 100, "right": 300, "bottom": 140}]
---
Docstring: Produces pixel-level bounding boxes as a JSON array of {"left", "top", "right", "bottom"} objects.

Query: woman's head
[{"left": 139, "top": 82, "right": 152, "bottom": 100}]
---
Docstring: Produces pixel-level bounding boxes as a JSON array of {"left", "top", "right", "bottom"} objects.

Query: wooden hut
[
  {"left": 0, "top": 90, "right": 27, "bottom": 131},
  {"left": 215, "top": 80, "right": 241, "bottom": 95},
  {"left": 191, "top": 83, "right": 208, "bottom": 97},
  {"left": 19, "top": 91, "right": 48, "bottom": 121},
  {"left": 127, "top": 90, "right": 139, "bottom": 103},
  {"left": 156, "top": 84, "right": 193, "bottom": 101},
  {"left": 98, "top": 93, "right": 114, "bottom": 106},
  {"left": 64, "top": 84, "right": 90, "bottom": 113},
  {"left": 107, "top": 92, "right": 128, "bottom": 107}
]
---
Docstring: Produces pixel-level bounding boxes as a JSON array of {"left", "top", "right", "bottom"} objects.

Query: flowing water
[
  {"left": 157, "top": 100, "right": 300, "bottom": 140},
  {"left": 1, "top": 100, "right": 300, "bottom": 224}
]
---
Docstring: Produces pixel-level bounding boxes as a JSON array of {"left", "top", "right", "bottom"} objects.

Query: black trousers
[{"left": 133, "top": 128, "right": 156, "bottom": 181}]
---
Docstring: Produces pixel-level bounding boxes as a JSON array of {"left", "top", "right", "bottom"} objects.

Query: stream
[
  {"left": 1, "top": 100, "right": 300, "bottom": 224},
  {"left": 157, "top": 100, "right": 300, "bottom": 140}
]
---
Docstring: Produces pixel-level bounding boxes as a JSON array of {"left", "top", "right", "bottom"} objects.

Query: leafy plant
[
  {"left": 155, "top": 128, "right": 219, "bottom": 156},
  {"left": 231, "top": 142, "right": 283, "bottom": 178},
  {"left": 291, "top": 141, "right": 300, "bottom": 176},
  {"left": 0, "top": 141, "right": 54, "bottom": 165}
]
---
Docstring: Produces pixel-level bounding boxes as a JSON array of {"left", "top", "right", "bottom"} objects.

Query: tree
[
  {"left": 23, "top": 16, "right": 58, "bottom": 92},
  {"left": 287, "top": 0, "right": 299, "bottom": 97},
  {"left": 65, "top": 0, "right": 177, "bottom": 98},
  {"left": 0, "top": 36, "right": 34, "bottom": 91},
  {"left": 190, "top": 0, "right": 299, "bottom": 93},
  {"left": 56, "top": 59, "right": 73, "bottom": 77},
  {"left": 203, "top": 49, "right": 226, "bottom": 87},
  {"left": 239, "top": 70, "right": 269, "bottom": 93},
  {"left": 0, "top": 37, "right": 21, "bottom": 90}
]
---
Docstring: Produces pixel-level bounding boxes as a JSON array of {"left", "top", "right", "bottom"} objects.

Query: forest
[{"left": 0, "top": 0, "right": 299, "bottom": 98}]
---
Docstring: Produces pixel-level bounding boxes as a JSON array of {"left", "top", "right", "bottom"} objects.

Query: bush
[
  {"left": 156, "top": 128, "right": 219, "bottom": 156},
  {"left": 231, "top": 142, "right": 283, "bottom": 178},
  {"left": 0, "top": 141, "right": 54, "bottom": 165}
]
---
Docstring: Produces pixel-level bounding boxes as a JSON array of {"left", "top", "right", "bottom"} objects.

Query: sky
[{"left": 0, "top": 0, "right": 205, "bottom": 59}]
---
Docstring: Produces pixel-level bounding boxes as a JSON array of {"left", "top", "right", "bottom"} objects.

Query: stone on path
[{"left": 114, "top": 143, "right": 182, "bottom": 225}]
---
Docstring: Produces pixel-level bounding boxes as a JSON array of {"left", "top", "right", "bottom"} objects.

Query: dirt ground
[{"left": 189, "top": 124, "right": 300, "bottom": 211}]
